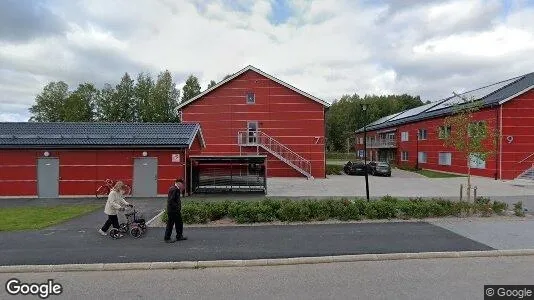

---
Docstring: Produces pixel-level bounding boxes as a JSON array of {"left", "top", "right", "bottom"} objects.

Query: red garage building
[
  {"left": 355, "top": 72, "right": 534, "bottom": 181},
  {"left": 179, "top": 65, "right": 329, "bottom": 191},
  {"left": 0, "top": 123, "right": 205, "bottom": 198}
]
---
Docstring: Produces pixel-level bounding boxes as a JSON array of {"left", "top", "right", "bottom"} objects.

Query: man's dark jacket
[{"left": 167, "top": 185, "right": 181, "bottom": 213}]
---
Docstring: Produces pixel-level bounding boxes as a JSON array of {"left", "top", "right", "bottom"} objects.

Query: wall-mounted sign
[{"left": 172, "top": 154, "right": 180, "bottom": 162}]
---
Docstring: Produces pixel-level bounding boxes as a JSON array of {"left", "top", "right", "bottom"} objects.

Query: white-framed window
[
  {"left": 469, "top": 153, "right": 486, "bottom": 169},
  {"left": 401, "top": 131, "right": 409, "bottom": 142},
  {"left": 438, "top": 126, "right": 451, "bottom": 139},
  {"left": 438, "top": 152, "right": 452, "bottom": 165},
  {"left": 359, "top": 137, "right": 363, "bottom": 144},
  {"left": 358, "top": 150, "right": 365, "bottom": 158},
  {"left": 418, "top": 129, "right": 427, "bottom": 140},
  {"left": 401, "top": 151, "right": 408, "bottom": 161},
  {"left": 246, "top": 92, "right": 255, "bottom": 104},
  {"left": 418, "top": 152, "right": 427, "bottom": 163}
]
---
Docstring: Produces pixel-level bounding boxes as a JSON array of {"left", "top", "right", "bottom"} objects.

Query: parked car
[
  {"left": 343, "top": 161, "right": 369, "bottom": 175},
  {"left": 368, "top": 161, "right": 391, "bottom": 177}
]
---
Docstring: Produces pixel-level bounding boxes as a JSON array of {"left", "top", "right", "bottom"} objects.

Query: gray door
[
  {"left": 37, "top": 158, "right": 59, "bottom": 198},
  {"left": 133, "top": 158, "right": 158, "bottom": 197}
]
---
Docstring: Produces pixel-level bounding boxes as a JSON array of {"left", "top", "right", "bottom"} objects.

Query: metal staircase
[
  {"left": 238, "top": 131, "right": 313, "bottom": 179},
  {"left": 517, "top": 165, "right": 534, "bottom": 181},
  {"left": 516, "top": 153, "right": 534, "bottom": 181}
]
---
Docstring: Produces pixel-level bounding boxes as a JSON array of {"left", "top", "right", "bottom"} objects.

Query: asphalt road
[
  {"left": 2, "top": 256, "right": 533, "bottom": 300},
  {"left": 0, "top": 222, "right": 492, "bottom": 266}
]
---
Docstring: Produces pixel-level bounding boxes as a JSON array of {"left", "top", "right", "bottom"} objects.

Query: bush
[
  {"left": 326, "top": 164, "right": 344, "bottom": 175},
  {"left": 277, "top": 200, "right": 312, "bottom": 222},
  {"left": 160, "top": 197, "right": 519, "bottom": 225},
  {"left": 364, "top": 201, "right": 396, "bottom": 219},
  {"left": 513, "top": 201, "right": 525, "bottom": 217},
  {"left": 326, "top": 152, "right": 357, "bottom": 160},
  {"left": 492, "top": 201, "right": 508, "bottom": 216}
]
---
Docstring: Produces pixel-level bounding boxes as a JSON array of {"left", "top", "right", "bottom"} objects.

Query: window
[
  {"left": 401, "top": 151, "right": 408, "bottom": 161},
  {"left": 418, "top": 129, "right": 427, "bottom": 140},
  {"left": 246, "top": 92, "right": 255, "bottom": 104},
  {"left": 359, "top": 137, "right": 363, "bottom": 144},
  {"left": 438, "top": 152, "right": 452, "bottom": 165},
  {"left": 438, "top": 126, "right": 451, "bottom": 139},
  {"left": 469, "top": 153, "right": 486, "bottom": 169},
  {"left": 358, "top": 150, "right": 365, "bottom": 158},
  {"left": 468, "top": 121, "right": 486, "bottom": 138},
  {"left": 418, "top": 152, "right": 427, "bottom": 163},
  {"left": 401, "top": 131, "right": 409, "bottom": 142}
]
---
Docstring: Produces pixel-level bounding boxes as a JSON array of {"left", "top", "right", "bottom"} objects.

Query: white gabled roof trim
[
  {"left": 186, "top": 123, "right": 206, "bottom": 149},
  {"left": 177, "top": 65, "right": 330, "bottom": 110},
  {"left": 498, "top": 86, "right": 534, "bottom": 105}
]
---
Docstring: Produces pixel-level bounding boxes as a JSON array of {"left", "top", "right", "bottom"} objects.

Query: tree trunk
[{"left": 467, "top": 161, "right": 472, "bottom": 203}]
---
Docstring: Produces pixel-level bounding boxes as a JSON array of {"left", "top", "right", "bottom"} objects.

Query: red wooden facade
[
  {"left": 0, "top": 149, "right": 189, "bottom": 197},
  {"left": 181, "top": 66, "right": 328, "bottom": 178},
  {"left": 355, "top": 89, "right": 534, "bottom": 180}
]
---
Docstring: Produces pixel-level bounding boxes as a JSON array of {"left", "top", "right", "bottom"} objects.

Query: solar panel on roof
[{"left": 387, "top": 102, "right": 436, "bottom": 122}]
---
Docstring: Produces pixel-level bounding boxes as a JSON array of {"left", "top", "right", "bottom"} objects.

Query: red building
[
  {"left": 179, "top": 65, "right": 329, "bottom": 186},
  {"left": 0, "top": 65, "right": 329, "bottom": 197},
  {"left": 0, "top": 123, "right": 205, "bottom": 198},
  {"left": 355, "top": 72, "right": 534, "bottom": 180}
]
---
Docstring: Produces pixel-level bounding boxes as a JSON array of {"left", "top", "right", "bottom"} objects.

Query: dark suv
[
  {"left": 368, "top": 161, "right": 391, "bottom": 177},
  {"left": 343, "top": 161, "right": 368, "bottom": 175}
]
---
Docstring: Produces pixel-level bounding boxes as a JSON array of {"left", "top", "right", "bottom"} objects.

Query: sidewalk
[{"left": 0, "top": 222, "right": 491, "bottom": 266}]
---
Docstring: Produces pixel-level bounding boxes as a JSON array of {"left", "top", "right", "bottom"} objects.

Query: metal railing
[
  {"left": 366, "top": 138, "right": 397, "bottom": 148},
  {"left": 238, "top": 131, "right": 313, "bottom": 178}
]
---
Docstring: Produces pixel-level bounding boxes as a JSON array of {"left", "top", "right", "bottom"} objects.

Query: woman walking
[{"left": 98, "top": 181, "right": 131, "bottom": 236}]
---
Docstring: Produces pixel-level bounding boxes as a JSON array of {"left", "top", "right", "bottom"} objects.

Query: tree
[
  {"left": 441, "top": 94, "right": 498, "bottom": 203},
  {"left": 152, "top": 70, "right": 180, "bottom": 122},
  {"left": 114, "top": 72, "right": 135, "bottom": 121},
  {"left": 94, "top": 84, "right": 116, "bottom": 121},
  {"left": 134, "top": 73, "right": 155, "bottom": 122},
  {"left": 181, "top": 75, "right": 201, "bottom": 103},
  {"left": 207, "top": 80, "right": 217, "bottom": 89},
  {"left": 29, "top": 81, "right": 69, "bottom": 122},
  {"left": 223, "top": 74, "right": 233, "bottom": 80},
  {"left": 63, "top": 83, "right": 98, "bottom": 122}
]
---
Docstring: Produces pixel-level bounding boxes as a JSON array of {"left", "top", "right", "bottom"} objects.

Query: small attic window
[{"left": 246, "top": 92, "right": 255, "bottom": 104}]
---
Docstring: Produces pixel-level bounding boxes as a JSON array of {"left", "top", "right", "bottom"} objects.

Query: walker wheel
[{"left": 109, "top": 228, "right": 122, "bottom": 239}]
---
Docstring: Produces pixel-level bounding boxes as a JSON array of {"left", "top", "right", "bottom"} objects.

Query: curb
[
  {"left": 1, "top": 249, "right": 534, "bottom": 273},
  {"left": 146, "top": 210, "right": 164, "bottom": 227}
]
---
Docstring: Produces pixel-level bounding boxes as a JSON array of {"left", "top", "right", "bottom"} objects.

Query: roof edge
[{"left": 176, "top": 65, "right": 330, "bottom": 110}]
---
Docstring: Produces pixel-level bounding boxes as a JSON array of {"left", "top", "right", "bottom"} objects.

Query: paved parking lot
[{"left": 267, "top": 169, "right": 534, "bottom": 209}]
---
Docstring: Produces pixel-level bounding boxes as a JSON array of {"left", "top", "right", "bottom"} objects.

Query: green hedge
[
  {"left": 326, "top": 152, "right": 357, "bottom": 160},
  {"left": 161, "top": 197, "right": 510, "bottom": 224},
  {"left": 326, "top": 164, "right": 344, "bottom": 175}
]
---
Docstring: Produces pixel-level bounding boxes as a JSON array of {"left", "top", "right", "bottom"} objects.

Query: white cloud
[{"left": 1, "top": 0, "right": 534, "bottom": 121}]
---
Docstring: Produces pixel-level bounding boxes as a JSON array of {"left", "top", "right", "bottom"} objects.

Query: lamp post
[
  {"left": 416, "top": 129, "right": 419, "bottom": 170},
  {"left": 363, "top": 104, "right": 370, "bottom": 201}
]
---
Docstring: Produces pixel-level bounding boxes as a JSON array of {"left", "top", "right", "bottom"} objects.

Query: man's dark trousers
[{"left": 164, "top": 212, "right": 183, "bottom": 240}]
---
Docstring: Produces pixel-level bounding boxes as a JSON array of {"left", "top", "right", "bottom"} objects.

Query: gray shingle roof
[
  {"left": 0, "top": 122, "right": 203, "bottom": 149},
  {"left": 356, "top": 72, "right": 534, "bottom": 133}
]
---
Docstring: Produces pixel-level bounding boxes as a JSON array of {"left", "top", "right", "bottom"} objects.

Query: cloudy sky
[{"left": 1, "top": 0, "right": 534, "bottom": 122}]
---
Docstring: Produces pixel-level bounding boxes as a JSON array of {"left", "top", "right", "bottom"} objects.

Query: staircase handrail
[{"left": 517, "top": 152, "right": 534, "bottom": 164}]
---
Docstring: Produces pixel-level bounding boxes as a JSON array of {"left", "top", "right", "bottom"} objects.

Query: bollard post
[
  {"left": 460, "top": 184, "right": 463, "bottom": 201},
  {"left": 474, "top": 186, "right": 477, "bottom": 200}
]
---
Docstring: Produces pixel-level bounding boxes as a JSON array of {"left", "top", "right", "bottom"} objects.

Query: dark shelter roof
[
  {"left": 0, "top": 122, "right": 204, "bottom": 149},
  {"left": 356, "top": 72, "right": 534, "bottom": 133}
]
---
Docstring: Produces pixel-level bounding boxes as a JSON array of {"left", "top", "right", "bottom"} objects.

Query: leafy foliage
[
  {"left": 326, "top": 94, "right": 425, "bottom": 152},
  {"left": 442, "top": 95, "right": 498, "bottom": 202},
  {"left": 161, "top": 197, "right": 513, "bottom": 224},
  {"left": 181, "top": 75, "right": 202, "bottom": 103}
]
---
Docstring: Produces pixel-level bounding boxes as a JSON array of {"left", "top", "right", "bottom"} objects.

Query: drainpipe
[{"left": 499, "top": 105, "right": 503, "bottom": 180}]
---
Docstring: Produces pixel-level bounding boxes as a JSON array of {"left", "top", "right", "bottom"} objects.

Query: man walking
[{"left": 164, "top": 178, "right": 187, "bottom": 243}]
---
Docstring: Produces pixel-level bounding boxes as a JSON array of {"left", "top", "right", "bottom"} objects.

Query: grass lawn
[
  {"left": 415, "top": 169, "right": 465, "bottom": 178},
  {"left": 326, "top": 159, "right": 349, "bottom": 166},
  {"left": 0, "top": 204, "right": 102, "bottom": 231}
]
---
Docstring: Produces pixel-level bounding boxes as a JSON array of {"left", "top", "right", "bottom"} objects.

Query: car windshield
[{"left": 377, "top": 163, "right": 389, "bottom": 167}]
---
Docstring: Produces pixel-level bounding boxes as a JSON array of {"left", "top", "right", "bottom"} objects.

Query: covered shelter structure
[{"left": 188, "top": 155, "right": 267, "bottom": 194}]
